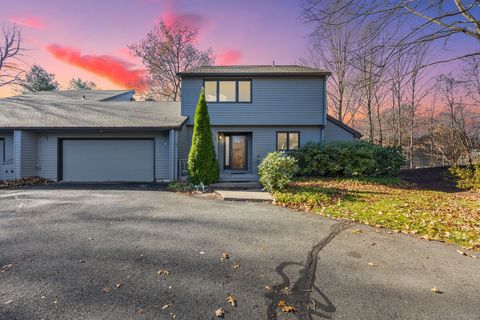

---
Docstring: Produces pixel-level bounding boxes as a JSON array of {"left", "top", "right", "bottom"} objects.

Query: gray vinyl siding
[
  {"left": 12, "top": 130, "right": 38, "bottom": 178},
  {"left": 155, "top": 133, "right": 170, "bottom": 180},
  {"left": 186, "top": 125, "right": 322, "bottom": 176},
  {"left": 0, "top": 133, "right": 14, "bottom": 163},
  {"left": 324, "top": 119, "right": 357, "bottom": 142},
  {"left": 177, "top": 124, "right": 189, "bottom": 161},
  {"left": 35, "top": 131, "right": 171, "bottom": 181},
  {"left": 20, "top": 131, "right": 38, "bottom": 177},
  {"left": 181, "top": 77, "right": 326, "bottom": 126},
  {"left": 13, "top": 131, "right": 21, "bottom": 178}
]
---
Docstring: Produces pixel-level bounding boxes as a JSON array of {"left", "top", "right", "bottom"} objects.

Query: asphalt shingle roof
[
  {"left": 0, "top": 93, "right": 186, "bottom": 130},
  {"left": 35, "top": 90, "right": 135, "bottom": 101},
  {"left": 178, "top": 65, "right": 331, "bottom": 77}
]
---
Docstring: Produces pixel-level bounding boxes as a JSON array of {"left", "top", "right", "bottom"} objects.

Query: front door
[{"left": 224, "top": 134, "right": 247, "bottom": 171}]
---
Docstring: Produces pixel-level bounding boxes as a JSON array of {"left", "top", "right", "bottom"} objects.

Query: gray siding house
[{"left": 0, "top": 65, "right": 360, "bottom": 183}]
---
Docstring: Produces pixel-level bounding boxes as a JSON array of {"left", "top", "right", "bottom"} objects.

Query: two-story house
[
  {"left": 0, "top": 65, "right": 360, "bottom": 183},
  {"left": 177, "top": 65, "right": 360, "bottom": 181}
]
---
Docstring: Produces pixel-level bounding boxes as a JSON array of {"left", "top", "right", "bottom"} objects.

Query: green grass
[{"left": 274, "top": 177, "right": 480, "bottom": 250}]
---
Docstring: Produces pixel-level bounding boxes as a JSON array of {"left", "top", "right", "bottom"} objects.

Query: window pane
[
  {"left": 238, "top": 81, "right": 251, "bottom": 102},
  {"left": 289, "top": 133, "right": 299, "bottom": 150},
  {"left": 205, "top": 81, "right": 217, "bottom": 102},
  {"left": 219, "top": 81, "right": 236, "bottom": 102},
  {"left": 277, "top": 133, "right": 287, "bottom": 150},
  {"left": 224, "top": 135, "right": 230, "bottom": 166}
]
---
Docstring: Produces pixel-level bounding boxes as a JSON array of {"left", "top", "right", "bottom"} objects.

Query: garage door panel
[{"left": 62, "top": 139, "right": 155, "bottom": 182}]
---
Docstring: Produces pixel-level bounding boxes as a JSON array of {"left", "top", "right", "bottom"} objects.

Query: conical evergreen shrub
[{"left": 188, "top": 88, "right": 219, "bottom": 185}]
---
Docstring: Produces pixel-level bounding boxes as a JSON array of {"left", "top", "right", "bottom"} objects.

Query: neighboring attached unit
[{"left": 0, "top": 65, "right": 360, "bottom": 183}]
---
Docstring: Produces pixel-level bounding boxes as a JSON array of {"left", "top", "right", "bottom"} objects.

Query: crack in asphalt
[{"left": 265, "top": 222, "right": 350, "bottom": 320}]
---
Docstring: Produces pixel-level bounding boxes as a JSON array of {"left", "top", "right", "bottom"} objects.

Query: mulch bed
[{"left": 0, "top": 177, "right": 53, "bottom": 189}]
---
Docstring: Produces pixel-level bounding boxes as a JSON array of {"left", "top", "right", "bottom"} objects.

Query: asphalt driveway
[{"left": 0, "top": 184, "right": 479, "bottom": 320}]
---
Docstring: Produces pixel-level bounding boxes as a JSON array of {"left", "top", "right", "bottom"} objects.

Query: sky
[
  {"left": 0, "top": 0, "right": 311, "bottom": 97},
  {"left": 0, "top": 0, "right": 476, "bottom": 100}
]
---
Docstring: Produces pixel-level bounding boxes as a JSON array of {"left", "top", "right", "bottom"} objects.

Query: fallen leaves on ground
[
  {"left": 368, "top": 262, "right": 376, "bottom": 266},
  {"left": 215, "top": 308, "right": 225, "bottom": 318},
  {"left": 157, "top": 269, "right": 171, "bottom": 276},
  {"left": 274, "top": 177, "right": 480, "bottom": 251},
  {"left": 456, "top": 249, "right": 477, "bottom": 258},
  {"left": 162, "top": 303, "right": 172, "bottom": 310},
  {"left": 220, "top": 252, "right": 230, "bottom": 261},
  {"left": 0, "top": 264, "right": 12, "bottom": 272},
  {"left": 277, "top": 300, "right": 296, "bottom": 313},
  {"left": 4, "top": 300, "right": 12, "bottom": 305},
  {"left": 226, "top": 295, "right": 237, "bottom": 307},
  {"left": 352, "top": 229, "right": 363, "bottom": 234},
  {"left": 101, "top": 288, "right": 110, "bottom": 294},
  {"left": 0, "top": 177, "right": 52, "bottom": 189},
  {"left": 431, "top": 286, "right": 443, "bottom": 294},
  {"left": 231, "top": 262, "right": 240, "bottom": 270},
  {"left": 116, "top": 283, "right": 123, "bottom": 289}
]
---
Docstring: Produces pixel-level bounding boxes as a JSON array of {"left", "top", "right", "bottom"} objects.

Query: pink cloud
[
  {"left": 46, "top": 44, "right": 146, "bottom": 91},
  {"left": 162, "top": 12, "right": 208, "bottom": 30},
  {"left": 10, "top": 16, "right": 46, "bottom": 29},
  {"left": 216, "top": 49, "right": 243, "bottom": 65}
]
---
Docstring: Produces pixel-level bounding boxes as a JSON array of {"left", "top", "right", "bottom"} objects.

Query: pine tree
[
  {"left": 188, "top": 88, "right": 219, "bottom": 185},
  {"left": 21, "top": 64, "right": 59, "bottom": 92}
]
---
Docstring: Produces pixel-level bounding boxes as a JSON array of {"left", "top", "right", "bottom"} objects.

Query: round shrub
[{"left": 258, "top": 152, "right": 299, "bottom": 192}]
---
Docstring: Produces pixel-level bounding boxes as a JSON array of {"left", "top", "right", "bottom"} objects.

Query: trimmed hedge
[{"left": 295, "top": 141, "right": 404, "bottom": 177}]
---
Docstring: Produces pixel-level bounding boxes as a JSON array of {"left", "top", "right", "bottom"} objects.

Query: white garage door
[{"left": 61, "top": 139, "right": 155, "bottom": 182}]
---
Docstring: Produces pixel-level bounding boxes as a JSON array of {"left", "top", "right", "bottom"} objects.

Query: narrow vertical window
[
  {"left": 276, "top": 132, "right": 288, "bottom": 151},
  {"left": 238, "top": 80, "right": 251, "bottom": 102},
  {"left": 219, "top": 81, "right": 236, "bottom": 102},
  {"left": 224, "top": 135, "right": 230, "bottom": 167},
  {"left": 205, "top": 81, "right": 217, "bottom": 102},
  {"left": 288, "top": 133, "right": 299, "bottom": 151}
]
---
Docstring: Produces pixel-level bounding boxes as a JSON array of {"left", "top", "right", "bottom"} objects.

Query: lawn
[{"left": 274, "top": 177, "right": 480, "bottom": 251}]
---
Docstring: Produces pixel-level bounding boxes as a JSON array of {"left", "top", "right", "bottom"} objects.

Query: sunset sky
[
  {"left": 0, "top": 0, "right": 312, "bottom": 97},
  {"left": 0, "top": 0, "right": 473, "bottom": 98}
]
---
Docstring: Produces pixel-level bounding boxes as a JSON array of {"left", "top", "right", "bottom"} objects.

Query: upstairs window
[
  {"left": 219, "top": 81, "right": 236, "bottom": 102},
  {"left": 204, "top": 80, "right": 252, "bottom": 103},
  {"left": 276, "top": 132, "right": 300, "bottom": 151},
  {"left": 205, "top": 81, "right": 217, "bottom": 102}
]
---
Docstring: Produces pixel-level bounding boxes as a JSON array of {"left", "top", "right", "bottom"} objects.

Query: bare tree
[
  {"left": 405, "top": 44, "right": 430, "bottom": 167},
  {"left": 301, "top": 0, "right": 480, "bottom": 65},
  {"left": 461, "top": 55, "right": 480, "bottom": 104},
  {"left": 356, "top": 26, "right": 389, "bottom": 143},
  {"left": 0, "top": 25, "right": 23, "bottom": 88},
  {"left": 129, "top": 20, "right": 214, "bottom": 101},
  {"left": 434, "top": 74, "right": 476, "bottom": 164},
  {"left": 301, "top": 2, "right": 361, "bottom": 124}
]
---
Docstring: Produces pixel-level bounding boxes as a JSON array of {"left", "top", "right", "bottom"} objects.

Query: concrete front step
[
  {"left": 214, "top": 189, "right": 273, "bottom": 202},
  {"left": 210, "top": 181, "right": 262, "bottom": 190}
]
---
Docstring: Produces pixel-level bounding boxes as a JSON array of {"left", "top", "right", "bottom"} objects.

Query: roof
[
  {"left": 327, "top": 115, "right": 362, "bottom": 138},
  {"left": 0, "top": 94, "right": 186, "bottom": 130},
  {"left": 178, "top": 65, "right": 331, "bottom": 77},
  {"left": 34, "top": 90, "right": 135, "bottom": 101}
]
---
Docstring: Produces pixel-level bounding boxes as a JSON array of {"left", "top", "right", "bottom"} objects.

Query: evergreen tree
[
  {"left": 21, "top": 64, "right": 59, "bottom": 92},
  {"left": 68, "top": 77, "right": 97, "bottom": 90},
  {"left": 188, "top": 88, "right": 219, "bottom": 185}
]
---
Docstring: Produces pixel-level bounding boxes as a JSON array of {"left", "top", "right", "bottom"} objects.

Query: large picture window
[
  {"left": 204, "top": 80, "right": 252, "bottom": 103},
  {"left": 276, "top": 132, "right": 300, "bottom": 151}
]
